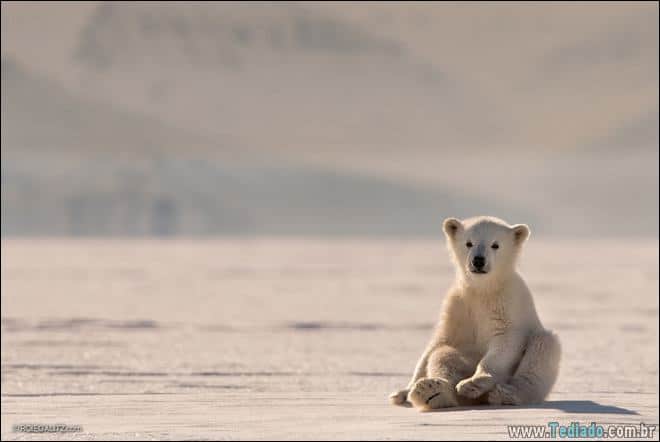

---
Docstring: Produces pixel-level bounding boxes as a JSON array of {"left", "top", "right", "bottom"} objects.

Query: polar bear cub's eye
[
  {"left": 466, "top": 241, "right": 473, "bottom": 248},
  {"left": 491, "top": 242, "right": 499, "bottom": 250}
]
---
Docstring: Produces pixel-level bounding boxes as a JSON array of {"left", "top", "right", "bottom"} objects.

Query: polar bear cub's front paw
[
  {"left": 456, "top": 375, "right": 496, "bottom": 399},
  {"left": 408, "top": 378, "right": 458, "bottom": 411}
]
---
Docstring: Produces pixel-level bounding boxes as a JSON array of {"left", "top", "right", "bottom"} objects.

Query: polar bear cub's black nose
[{"left": 472, "top": 255, "right": 486, "bottom": 269}]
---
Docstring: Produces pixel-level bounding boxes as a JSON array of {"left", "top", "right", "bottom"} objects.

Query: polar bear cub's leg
[
  {"left": 488, "top": 331, "right": 561, "bottom": 405},
  {"left": 408, "top": 346, "right": 477, "bottom": 410}
]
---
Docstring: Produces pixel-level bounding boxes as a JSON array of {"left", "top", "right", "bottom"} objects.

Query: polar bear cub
[{"left": 390, "top": 216, "right": 560, "bottom": 411}]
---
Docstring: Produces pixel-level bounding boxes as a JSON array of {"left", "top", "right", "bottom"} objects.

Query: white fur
[{"left": 389, "top": 216, "right": 561, "bottom": 411}]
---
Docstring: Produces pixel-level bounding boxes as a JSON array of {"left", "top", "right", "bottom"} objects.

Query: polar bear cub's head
[{"left": 442, "top": 216, "right": 530, "bottom": 286}]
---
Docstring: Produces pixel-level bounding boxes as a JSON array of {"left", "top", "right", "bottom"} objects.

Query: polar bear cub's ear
[
  {"left": 443, "top": 217, "right": 463, "bottom": 239},
  {"left": 511, "top": 224, "right": 530, "bottom": 244}
]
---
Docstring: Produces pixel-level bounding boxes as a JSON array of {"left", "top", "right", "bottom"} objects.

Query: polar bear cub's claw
[{"left": 408, "top": 378, "right": 458, "bottom": 410}]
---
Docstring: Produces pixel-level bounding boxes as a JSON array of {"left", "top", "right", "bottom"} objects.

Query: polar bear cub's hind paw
[
  {"left": 487, "top": 383, "right": 522, "bottom": 405},
  {"left": 456, "top": 375, "right": 496, "bottom": 399},
  {"left": 408, "top": 378, "right": 458, "bottom": 411}
]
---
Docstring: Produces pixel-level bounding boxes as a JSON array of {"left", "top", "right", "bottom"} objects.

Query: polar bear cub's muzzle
[{"left": 467, "top": 243, "right": 491, "bottom": 274}]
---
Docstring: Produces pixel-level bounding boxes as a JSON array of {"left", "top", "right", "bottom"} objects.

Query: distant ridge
[{"left": 1, "top": 58, "right": 529, "bottom": 236}]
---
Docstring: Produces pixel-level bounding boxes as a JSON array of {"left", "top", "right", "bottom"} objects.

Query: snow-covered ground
[{"left": 1, "top": 238, "right": 658, "bottom": 440}]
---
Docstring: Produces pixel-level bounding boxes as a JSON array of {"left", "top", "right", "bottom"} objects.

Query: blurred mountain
[
  {"left": 2, "top": 57, "right": 528, "bottom": 236},
  {"left": 1, "top": 56, "right": 212, "bottom": 154},
  {"left": 2, "top": 152, "right": 532, "bottom": 237},
  {"left": 320, "top": 2, "right": 659, "bottom": 154},
  {"left": 589, "top": 108, "right": 659, "bottom": 152},
  {"left": 69, "top": 1, "right": 490, "bottom": 156},
  {"left": 4, "top": 2, "right": 655, "bottom": 159},
  {"left": 1, "top": 2, "right": 657, "bottom": 237},
  {"left": 76, "top": 2, "right": 404, "bottom": 69}
]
